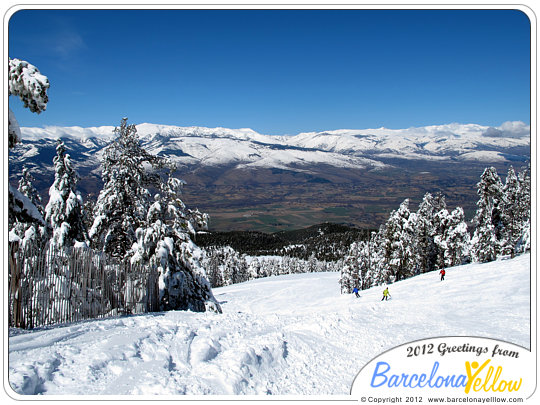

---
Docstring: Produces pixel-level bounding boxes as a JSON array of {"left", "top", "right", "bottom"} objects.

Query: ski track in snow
[{"left": 8, "top": 253, "right": 530, "bottom": 396}]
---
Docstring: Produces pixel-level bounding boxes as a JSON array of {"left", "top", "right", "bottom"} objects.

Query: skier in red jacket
[{"left": 439, "top": 268, "right": 446, "bottom": 281}]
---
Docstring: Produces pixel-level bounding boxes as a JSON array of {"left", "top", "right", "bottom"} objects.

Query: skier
[
  {"left": 439, "top": 268, "right": 446, "bottom": 281},
  {"left": 381, "top": 287, "right": 391, "bottom": 301},
  {"left": 353, "top": 287, "right": 360, "bottom": 298}
]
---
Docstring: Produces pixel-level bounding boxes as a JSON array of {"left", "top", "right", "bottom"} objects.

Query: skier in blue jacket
[{"left": 353, "top": 287, "right": 360, "bottom": 298}]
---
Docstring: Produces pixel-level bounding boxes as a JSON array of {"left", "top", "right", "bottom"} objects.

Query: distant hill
[{"left": 9, "top": 121, "right": 530, "bottom": 232}]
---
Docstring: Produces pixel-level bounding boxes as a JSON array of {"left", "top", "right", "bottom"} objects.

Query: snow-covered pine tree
[
  {"left": 279, "top": 256, "right": 291, "bottom": 277},
  {"left": 44, "top": 139, "right": 88, "bottom": 250},
  {"left": 220, "top": 247, "right": 235, "bottom": 286},
  {"left": 11, "top": 167, "right": 48, "bottom": 249},
  {"left": 8, "top": 58, "right": 49, "bottom": 228},
  {"left": 90, "top": 118, "right": 166, "bottom": 258},
  {"left": 471, "top": 167, "right": 503, "bottom": 262},
  {"left": 203, "top": 247, "right": 224, "bottom": 288},
  {"left": 413, "top": 193, "right": 441, "bottom": 273},
  {"left": 339, "top": 249, "right": 357, "bottom": 294},
  {"left": 515, "top": 164, "right": 531, "bottom": 254},
  {"left": 8, "top": 58, "right": 50, "bottom": 148},
  {"left": 18, "top": 167, "right": 44, "bottom": 218},
  {"left": 368, "top": 224, "right": 391, "bottom": 286},
  {"left": 130, "top": 168, "right": 221, "bottom": 313},
  {"left": 232, "top": 254, "right": 250, "bottom": 284},
  {"left": 500, "top": 166, "right": 523, "bottom": 256},
  {"left": 434, "top": 206, "right": 470, "bottom": 267},
  {"left": 355, "top": 240, "right": 375, "bottom": 290},
  {"left": 429, "top": 192, "right": 449, "bottom": 269},
  {"left": 357, "top": 233, "right": 377, "bottom": 290},
  {"left": 433, "top": 208, "right": 451, "bottom": 268},
  {"left": 340, "top": 242, "right": 361, "bottom": 293},
  {"left": 381, "top": 199, "right": 415, "bottom": 282},
  {"left": 260, "top": 259, "right": 274, "bottom": 278}
]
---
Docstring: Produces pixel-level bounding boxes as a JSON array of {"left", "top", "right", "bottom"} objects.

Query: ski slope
[{"left": 8, "top": 253, "right": 530, "bottom": 396}]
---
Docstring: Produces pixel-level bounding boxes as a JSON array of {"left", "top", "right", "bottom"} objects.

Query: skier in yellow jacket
[{"left": 381, "top": 287, "right": 391, "bottom": 301}]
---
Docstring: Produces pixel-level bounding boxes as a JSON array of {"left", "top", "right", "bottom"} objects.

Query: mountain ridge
[
  {"left": 10, "top": 120, "right": 530, "bottom": 232},
  {"left": 17, "top": 120, "right": 530, "bottom": 167}
]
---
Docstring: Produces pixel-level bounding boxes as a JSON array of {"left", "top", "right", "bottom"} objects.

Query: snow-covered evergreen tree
[
  {"left": 90, "top": 118, "right": 167, "bottom": 258},
  {"left": 340, "top": 242, "right": 360, "bottom": 293},
  {"left": 359, "top": 233, "right": 378, "bottom": 289},
  {"left": 380, "top": 199, "right": 415, "bottom": 282},
  {"left": 517, "top": 164, "right": 531, "bottom": 223},
  {"left": 410, "top": 193, "right": 436, "bottom": 274},
  {"left": 471, "top": 167, "right": 503, "bottom": 262},
  {"left": 368, "top": 225, "right": 391, "bottom": 286},
  {"left": 130, "top": 169, "right": 221, "bottom": 313},
  {"left": 514, "top": 164, "right": 531, "bottom": 254},
  {"left": 18, "top": 167, "right": 44, "bottom": 218},
  {"left": 205, "top": 248, "right": 225, "bottom": 288},
  {"left": 11, "top": 167, "right": 48, "bottom": 249},
  {"left": 356, "top": 240, "right": 376, "bottom": 290},
  {"left": 500, "top": 166, "right": 523, "bottom": 256},
  {"left": 8, "top": 58, "right": 49, "bottom": 229},
  {"left": 434, "top": 206, "right": 470, "bottom": 267},
  {"left": 429, "top": 193, "right": 449, "bottom": 269},
  {"left": 8, "top": 58, "right": 50, "bottom": 148},
  {"left": 44, "top": 139, "right": 88, "bottom": 250},
  {"left": 88, "top": 118, "right": 222, "bottom": 312}
]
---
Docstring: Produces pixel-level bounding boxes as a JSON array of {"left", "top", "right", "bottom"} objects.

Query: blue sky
[{"left": 8, "top": 9, "right": 531, "bottom": 135}]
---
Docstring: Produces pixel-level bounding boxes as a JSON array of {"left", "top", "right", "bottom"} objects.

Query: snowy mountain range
[
  {"left": 9, "top": 121, "right": 531, "bottom": 231},
  {"left": 16, "top": 120, "right": 530, "bottom": 169}
]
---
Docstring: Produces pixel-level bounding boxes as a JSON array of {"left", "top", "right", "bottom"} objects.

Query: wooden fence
[{"left": 8, "top": 242, "right": 160, "bottom": 329}]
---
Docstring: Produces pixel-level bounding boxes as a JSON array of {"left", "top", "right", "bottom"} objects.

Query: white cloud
[
  {"left": 482, "top": 121, "right": 530, "bottom": 138},
  {"left": 51, "top": 31, "right": 86, "bottom": 58}
]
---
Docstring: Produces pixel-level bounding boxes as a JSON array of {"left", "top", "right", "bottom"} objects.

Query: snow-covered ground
[{"left": 7, "top": 253, "right": 530, "bottom": 396}]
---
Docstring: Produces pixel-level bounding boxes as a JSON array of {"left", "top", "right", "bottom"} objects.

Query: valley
[{"left": 9, "top": 122, "right": 530, "bottom": 232}]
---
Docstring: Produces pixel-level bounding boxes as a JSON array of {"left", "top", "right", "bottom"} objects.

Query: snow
[
  {"left": 8, "top": 108, "right": 22, "bottom": 144},
  {"left": 9, "top": 185, "right": 45, "bottom": 225},
  {"left": 8, "top": 58, "right": 49, "bottom": 114},
  {"left": 20, "top": 125, "right": 117, "bottom": 142},
  {"left": 8, "top": 253, "right": 530, "bottom": 396},
  {"left": 17, "top": 120, "right": 530, "bottom": 173},
  {"left": 9, "top": 229, "right": 21, "bottom": 243}
]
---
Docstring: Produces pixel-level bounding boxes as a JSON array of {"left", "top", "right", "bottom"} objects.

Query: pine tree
[
  {"left": 44, "top": 139, "right": 88, "bottom": 250},
  {"left": 204, "top": 247, "right": 225, "bottom": 288},
  {"left": 412, "top": 193, "right": 439, "bottom": 273},
  {"left": 8, "top": 58, "right": 49, "bottom": 229},
  {"left": 515, "top": 164, "right": 531, "bottom": 254},
  {"left": 471, "top": 167, "right": 503, "bottom": 262},
  {"left": 381, "top": 199, "right": 415, "bottom": 282},
  {"left": 11, "top": 167, "right": 48, "bottom": 249},
  {"left": 8, "top": 58, "right": 49, "bottom": 148},
  {"left": 233, "top": 254, "right": 250, "bottom": 284},
  {"left": 340, "top": 242, "right": 361, "bottom": 293},
  {"left": 130, "top": 168, "right": 221, "bottom": 313},
  {"left": 18, "top": 167, "right": 44, "bottom": 218},
  {"left": 90, "top": 118, "right": 167, "bottom": 258},
  {"left": 248, "top": 257, "right": 262, "bottom": 280},
  {"left": 369, "top": 225, "right": 391, "bottom": 286},
  {"left": 500, "top": 166, "right": 522, "bottom": 256},
  {"left": 430, "top": 193, "right": 449, "bottom": 269},
  {"left": 339, "top": 249, "right": 357, "bottom": 294},
  {"left": 354, "top": 240, "right": 375, "bottom": 290},
  {"left": 435, "top": 206, "right": 470, "bottom": 267},
  {"left": 360, "top": 237, "right": 376, "bottom": 290}
]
